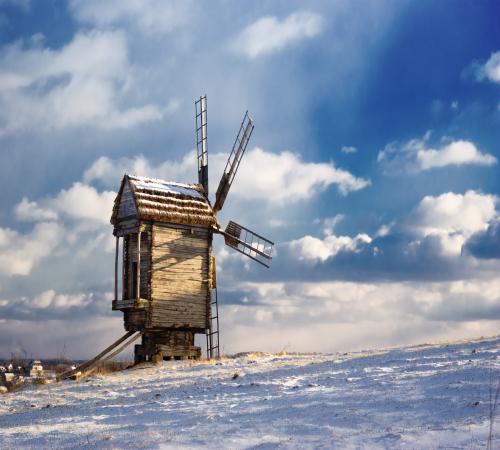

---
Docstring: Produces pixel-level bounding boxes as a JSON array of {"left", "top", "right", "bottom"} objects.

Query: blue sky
[{"left": 0, "top": 0, "right": 499, "bottom": 358}]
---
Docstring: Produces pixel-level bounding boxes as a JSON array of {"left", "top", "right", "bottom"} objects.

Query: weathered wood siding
[
  {"left": 150, "top": 223, "right": 210, "bottom": 329},
  {"left": 114, "top": 181, "right": 139, "bottom": 236},
  {"left": 123, "top": 310, "right": 147, "bottom": 331},
  {"left": 117, "top": 181, "right": 137, "bottom": 220}
]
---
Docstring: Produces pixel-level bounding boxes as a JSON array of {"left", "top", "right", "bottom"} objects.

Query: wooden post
[
  {"left": 114, "top": 236, "right": 119, "bottom": 301},
  {"left": 136, "top": 230, "right": 141, "bottom": 303},
  {"left": 122, "top": 236, "right": 127, "bottom": 300}
]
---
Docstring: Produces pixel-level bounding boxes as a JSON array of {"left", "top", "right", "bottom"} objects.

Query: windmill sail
[
  {"left": 213, "top": 112, "right": 254, "bottom": 212},
  {"left": 195, "top": 95, "right": 209, "bottom": 194},
  {"left": 220, "top": 220, "right": 273, "bottom": 268}
]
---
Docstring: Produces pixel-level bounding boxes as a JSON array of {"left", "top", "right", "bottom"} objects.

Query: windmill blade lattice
[
  {"left": 213, "top": 111, "right": 254, "bottom": 212},
  {"left": 220, "top": 220, "right": 274, "bottom": 268},
  {"left": 195, "top": 95, "right": 209, "bottom": 194}
]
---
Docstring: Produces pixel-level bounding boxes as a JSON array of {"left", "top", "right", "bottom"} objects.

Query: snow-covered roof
[{"left": 111, "top": 174, "right": 217, "bottom": 228}]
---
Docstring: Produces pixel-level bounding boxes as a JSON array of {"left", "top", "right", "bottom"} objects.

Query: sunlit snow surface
[{"left": 1, "top": 336, "right": 498, "bottom": 449}]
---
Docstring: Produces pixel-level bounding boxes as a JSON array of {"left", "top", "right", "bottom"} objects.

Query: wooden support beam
[
  {"left": 122, "top": 236, "right": 127, "bottom": 300},
  {"left": 56, "top": 331, "right": 136, "bottom": 381},
  {"left": 114, "top": 236, "right": 119, "bottom": 301},
  {"left": 80, "top": 332, "right": 143, "bottom": 378},
  {"left": 136, "top": 230, "right": 141, "bottom": 303}
]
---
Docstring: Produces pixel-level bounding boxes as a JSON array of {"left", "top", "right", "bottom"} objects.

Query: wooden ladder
[{"left": 207, "top": 287, "right": 220, "bottom": 359}]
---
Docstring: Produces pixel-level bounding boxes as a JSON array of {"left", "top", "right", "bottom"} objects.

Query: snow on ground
[{"left": 0, "top": 336, "right": 499, "bottom": 449}]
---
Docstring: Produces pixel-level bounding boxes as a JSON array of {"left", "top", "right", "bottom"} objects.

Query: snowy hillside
[{"left": 1, "top": 336, "right": 498, "bottom": 449}]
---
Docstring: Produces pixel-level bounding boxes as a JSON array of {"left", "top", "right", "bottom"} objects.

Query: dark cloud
[
  {"left": 463, "top": 219, "right": 500, "bottom": 259},
  {"left": 0, "top": 289, "right": 113, "bottom": 321},
  {"left": 219, "top": 231, "right": 475, "bottom": 286}
]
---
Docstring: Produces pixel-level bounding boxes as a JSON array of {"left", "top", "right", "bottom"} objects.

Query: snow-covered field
[{"left": 0, "top": 336, "right": 498, "bottom": 449}]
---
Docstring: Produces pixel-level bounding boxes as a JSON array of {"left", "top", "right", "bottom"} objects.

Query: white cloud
[
  {"left": 16, "top": 183, "right": 115, "bottom": 225},
  {"left": 1, "top": 288, "right": 110, "bottom": 317},
  {"left": 231, "top": 11, "right": 324, "bottom": 58},
  {"left": 69, "top": 0, "right": 191, "bottom": 35},
  {"left": 50, "top": 183, "right": 115, "bottom": 224},
  {"left": 288, "top": 232, "right": 371, "bottom": 262},
  {"left": 84, "top": 152, "right": 196, "bottom": 187},
  {"left": 0, "top": 30, "right": 164, "bottom": 134},
  {"left": 416, "top": 140, "right": 496, "bottom": 170},
  {"left": 378, "top": 134, "right": 496, "bottom": 173},
  {"left": 341, "top": 146, "right": 357, "bottom": 154},
  {"left": 0, "top": 222, "right": 61, "bottom": 276},
  {"left": 15, "top": 197, "right": 58, "bottom": 222},
  {"left": 270, "top": 191, "right": 499, "bottom": 275},
  {"left": 409, "top": 190, "right": 498, "bottom": 255},
  {"left": 475, "top": 51, "right": 500, "bottom": 84},
  {"left": 221, "top": 278, "right": 500, "bottom": 353},
  {"left": 85, "top": 148, "right": 370, "bottom": 203},
  {"left": 322, "top": 214, "right": 344, "bottom": 236},
  {"left": 229, "top": 148, "right": 370, "bottom": 200}
]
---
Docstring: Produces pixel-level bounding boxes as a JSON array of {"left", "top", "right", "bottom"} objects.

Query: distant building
[
  {"left": 30, "top": 360, "right": 44, "bottom": 377},
  {"left": 1, "top": 372, "right": 15, "bottom": 385}
]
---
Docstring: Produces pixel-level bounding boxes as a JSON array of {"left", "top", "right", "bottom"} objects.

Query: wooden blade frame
[
  {"left": 217, "top": 220, "right": 273, "bottom": 268},
  {"left": 195, "top": 95, "right": 209, "bottom": 195},
  {"left": 213, "top": 112, "right": 254, "bottom": 212}
]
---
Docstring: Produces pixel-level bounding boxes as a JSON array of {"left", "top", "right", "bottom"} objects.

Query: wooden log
[
  {"left": 57, "top": 331, "right": 137, "bottom": 381},
  {"left": 81, "top": 331, "right": 143, "bottom": 378}
]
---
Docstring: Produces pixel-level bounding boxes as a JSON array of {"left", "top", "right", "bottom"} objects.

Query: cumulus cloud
[
  {"left": 474, "top": 51, "right": 500, "bottom": 84},
  {"left": 6, "top": 177, "right": 117, "bottom": 281},
  {"left": 84, "top": 152, "right": 196, "bottom": 188},
  {"left": 15, "top": 183, "right": 115, "bottom": 225},
  {"left": 69, "top": 0, "right": 191, "bottom": 35},
  {"left": 230, "top": 148, "right": 370, "bottom": 200},
  {"left": 231, "top": 11, "right": 324, "bottom": 58},
  {"left": 408, "top": 190, "right": 498, "bottom": 255},
  {"left": 288, "top": 233, "right": 372, "bottom": 262},
  {"left": 0, "top": 30, "right": 165, "bottom": 134},
  {"left": 15, "top": 198, "right": 58, "bottom": 222},
  {"left": 84, "top": 148, "right": 370, "bottom": 202},
  {"left": 378, "top": 134, "right": 496, "bottom": 173},
  {"left": 223, "top": 190, "right": 499, "bottom": 285},
  {"left": 0, "top": 222, "right": 61, "bottom": 276},
  {"left": 284, "top": 213, "right": 371, "bottom": 262},
  {"left": 416, "top": 140, "right": 496, "bottom": 170},
  {"left": 50, "top": 183, "right": 115, "bottom": 224}
]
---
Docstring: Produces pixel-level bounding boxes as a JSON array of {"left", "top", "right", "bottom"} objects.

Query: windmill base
[{"left": 134, "top": 330, "right": 201, "bottom": 364}]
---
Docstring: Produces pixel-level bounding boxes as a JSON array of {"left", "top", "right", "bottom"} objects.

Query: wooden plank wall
[
  {"left": 117, "top": 181, "right": 137, "bottom": 220},
  {"left": 150, "top": 223, "right": 210, "bottom": 329}
]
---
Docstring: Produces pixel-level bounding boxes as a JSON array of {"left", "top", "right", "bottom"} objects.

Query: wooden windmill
[{"left": 110, "top": 96, "right": 274, "bottom": 363}]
